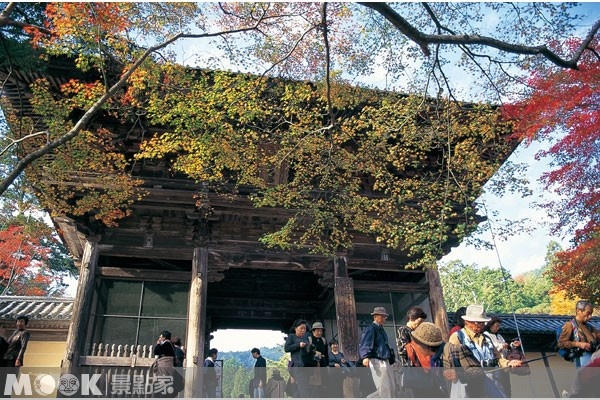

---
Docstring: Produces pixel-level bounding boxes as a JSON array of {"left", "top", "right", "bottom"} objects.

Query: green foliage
[
  {"left": 220, "top": 345, "right": 289, "bottom": 398},
  {"left": 441, "top": 241, "right": 565, "bottom": 314},
  {"left": 440, "top": 260, "right": 525, "bottom": 313}
]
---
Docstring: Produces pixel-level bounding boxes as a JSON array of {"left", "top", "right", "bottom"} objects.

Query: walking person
[
  {"left": 265, "top": 369, "right": 286, "bottom": 398},
  {"left": 203, "top": 348, "right": 219, "bottom": 398},
  {"left": 0, "top": 315, "right": 29, "bottom": 398},
  {"left": 396, "top": 306, "right": 428, "bottom": 366},
  {"left": 358, "top": 306, "right": 395, "bottom": 398},
  {"left": 152, "top": 330, "right": 184, "bottom": 398},
  {"left": 2, "top": 315, "right": 30, "bottom": 369},
  {"left": 251, "top": 348, "right": 266, "bottom": 398},
  {"left": 172, "top": 337, "right": 185, "bottom": 368},
  {"left": 327, "top": 339, "right": 351, "bottom": 398}
]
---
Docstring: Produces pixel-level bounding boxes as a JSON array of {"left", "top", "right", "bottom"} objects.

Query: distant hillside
[
  {"left": 219, "top": 345, "right": 288, "bottom": 398},
  {"left": 220, "top": 344, "right": 286, "bottom": 369}
]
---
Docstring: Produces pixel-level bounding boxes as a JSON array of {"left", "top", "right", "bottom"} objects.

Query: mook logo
[{"left": 5, "top": 373, "right": 103, "bottom": 397}]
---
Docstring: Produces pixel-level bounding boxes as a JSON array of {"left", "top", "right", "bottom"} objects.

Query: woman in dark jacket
[{"left": 284, "top": 319, "right": 311, "bottom": 397}]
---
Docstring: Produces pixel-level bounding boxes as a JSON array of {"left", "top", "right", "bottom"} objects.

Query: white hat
[{"left": 461, "top": 305, "right": 491, "bottom": 322}]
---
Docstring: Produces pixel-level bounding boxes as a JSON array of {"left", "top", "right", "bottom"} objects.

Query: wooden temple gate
[
  {"left": 0, "top": 56, "right": 515, "bottom": 398},
  {"left": 58, "top": 233, "right": 445, "bottom": 397}
]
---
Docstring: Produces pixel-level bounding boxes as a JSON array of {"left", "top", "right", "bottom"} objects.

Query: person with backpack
[
  {"left": 448, "top": 305, "right": 523, "bottom": 397},
  {"left": 396, "top": 306, "right": 428, "bottom": 366},
  {"left": 265, "top": 369, "right": 286, "bottom": 398},
  {"left": 558, "top": 300, "right": 600, "bottom": 368}
]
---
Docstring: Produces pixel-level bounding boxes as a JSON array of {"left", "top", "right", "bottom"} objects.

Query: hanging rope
[
  {"left": 479, "top": 198, "right": 543, "bottom": 396},
  {"left": 479, "top": 199, "right": 525, "bottom": 351}
]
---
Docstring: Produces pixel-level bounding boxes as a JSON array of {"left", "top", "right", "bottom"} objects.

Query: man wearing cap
[
  {"left": 449, "top": 304, "right": 522, "bottom": 396},
  {"left": 359, "top": 306, "right": 395, "bottom": 398}
]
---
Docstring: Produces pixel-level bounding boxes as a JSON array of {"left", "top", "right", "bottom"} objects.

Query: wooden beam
[
  {"left": 185, "top": 247, "right": 208, "bottom": 398},
  {"left": 426, "top": 268, "right": 449, "bottom": 341},
  {"left": 98, "top": 267, "right": 190, "bottom": 281},
  {"left": 352, "top": 281, "right": 429, "bottom": 292},
  {"left": 98, "top": 245, "right": 194, "bottom": 260},
  {"left": 62, "top": 238, "right": 99, "bottom": 371},
  {"left": 334, "top": 256, "right": 359, "bottom": 361}
]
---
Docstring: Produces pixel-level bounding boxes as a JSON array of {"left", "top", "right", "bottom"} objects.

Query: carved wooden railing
[
  {"left": 78, "top": 343, "right": 160, "bottom": 398},
  {"left": 80, "top": 343, "right": 156, "bottom": 367}
]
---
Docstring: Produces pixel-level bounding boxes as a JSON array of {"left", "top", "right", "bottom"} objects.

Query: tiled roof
[
  {"left": 0, "top": 296, "right": 74, "bottom": 321},
  {"left": 449, "top": 312, "right": 600, "bottom": 334}
]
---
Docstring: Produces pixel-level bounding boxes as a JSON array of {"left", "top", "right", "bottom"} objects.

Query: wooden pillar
[
  {"left": 62, "top": 237, "right": 99, "bottom": 371},
  {"left": 184, "top": 246, "right": 208, "bottom": 398},
  {"left": 426, "top": 268, "right": 450, "bottom": 341},
  {"left": 333, "top": 256, "right": 359, "bottom": 361}
]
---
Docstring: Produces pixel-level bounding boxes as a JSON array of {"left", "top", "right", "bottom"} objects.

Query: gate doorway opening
[{"left": 210, "top": 329, "right": 286, "bottom": 352}]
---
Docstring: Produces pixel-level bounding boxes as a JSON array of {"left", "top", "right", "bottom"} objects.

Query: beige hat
[
  {"left": 370, "top": 307, "right": 389, "bottom": 316},
  {"left": 411, "top": 322, "right": 444, "bottom": 347},
  {"left": 311, "top": 321, "right": 325, "bottom": 331},
  {"left": 461, "top": 305, "right": 491, "bottom": 322}
]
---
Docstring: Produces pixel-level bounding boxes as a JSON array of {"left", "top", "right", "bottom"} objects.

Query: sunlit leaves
[
  {"left": 135, "top": 65, "right": 513, "bottom": 266},
  {"left": 11, "top": 78, "right": 144, "bottom": 227}
]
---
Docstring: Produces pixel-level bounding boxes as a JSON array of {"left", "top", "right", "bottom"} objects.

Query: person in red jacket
[{"left": 568, "top": 350, "right": 600, "bottom": 397}]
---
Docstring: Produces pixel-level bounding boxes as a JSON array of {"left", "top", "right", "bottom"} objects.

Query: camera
[
  {"left": 564, "top": 347, "right": 584, "bottom": 362},
  {"left": 480, "top": 359, "right": 498, "bottom": 368}
]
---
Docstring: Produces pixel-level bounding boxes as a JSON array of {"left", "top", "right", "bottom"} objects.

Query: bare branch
[
  {"left": 0, "top": 130, "right": 50, "bottom": 157},
  {"left": 359, "top": 2, "right": 600, "bottom": 69}
]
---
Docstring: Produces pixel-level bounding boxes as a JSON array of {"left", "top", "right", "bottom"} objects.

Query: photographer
[{"left": 558, "top": 300, "right": 600, "bottom": 368}]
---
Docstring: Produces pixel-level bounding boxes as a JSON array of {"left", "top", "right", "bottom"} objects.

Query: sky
[{"left": 439, "top": 138, "right": 571, "bottom": 276}]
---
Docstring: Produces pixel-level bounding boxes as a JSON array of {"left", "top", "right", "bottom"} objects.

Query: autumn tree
[
  {"left": 0, "top": 221, "right": 74, "bottom": 296},
  {"left": 1, "top": 3, "right": 599, "bottom": 267},
  {"left": 502, "top": 39, "right": 600, "bottom": 303},
  {"left": 0, "top": 110, "right": 76, "bottom": 296}
]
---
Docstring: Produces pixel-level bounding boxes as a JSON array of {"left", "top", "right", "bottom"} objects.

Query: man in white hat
[
  {"left": 359, "top": 306, "right": 395, "bottom": 397},
  {"left": 448, "top": 304, "right": 523, "bottom": 396}
]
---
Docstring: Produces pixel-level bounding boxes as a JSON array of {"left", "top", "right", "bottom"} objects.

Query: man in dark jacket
[
  {"left": 359, "top": 306, "right": 395, "bottom": 397},
  {"left": 203, "top": 348, "right": 219, "bottom": 398},
  {"left": 251, "top": 348, "right": 267, "bottom": 398}
]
